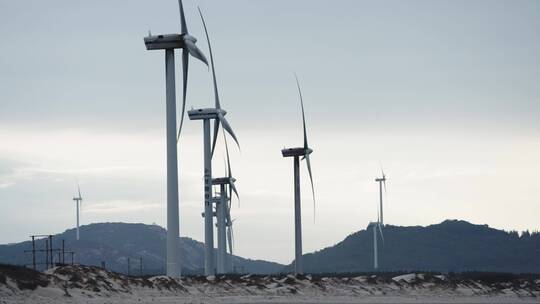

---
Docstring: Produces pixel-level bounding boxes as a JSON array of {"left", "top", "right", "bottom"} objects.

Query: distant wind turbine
[
  {"left": 281, "top": 76, "right": 316, "bottom": 275},
  {"left": 213, "top": 134, "right": 239, "bottom": 274},
  {"left": 372, "top": 167, "right": 387, "bottom": 269},
  {"left": 143, "top": 0, "right": 208, "bottom": 278},
  {"left": 375, "top": 166, "right": 387, "bottom": 226},
  {"left": 73, "top": 184, "right": 83, "bottom": 241}
]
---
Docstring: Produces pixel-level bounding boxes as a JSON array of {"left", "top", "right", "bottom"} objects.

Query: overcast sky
[{"left": 1, "top": 0, "right": 539, "bottom": 264}]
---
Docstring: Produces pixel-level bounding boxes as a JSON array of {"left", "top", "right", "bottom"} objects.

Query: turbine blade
[
  {"left": 227, "top": 225, "right": 233, "bottom": 255},
  {"left": 378, "top": 223, "right": 385, "bottom": 244},
  {"left": 230, "top": 182, "right": 240, "bottom": 204},
  {"left": 178, "top": 0, "right": 188, "bottom": 34},
  {"left": 177, "top": 49, "right": 189, "bottom": 142},
  {"left": 198, "top": 7, "right": 220, "bottom": 109},
  {"left": 230, "top": 224, "right": 235, "bottom": 255},
  {"left": 218, "top": 113, "right": 240, "bottom": 151},
  {"left": 305, "top": 153, "right": 316, "bottom": 221},
  {"left": 211, "top": 119, "right": 220, "bottom": 157},
  {"left": 226, "top": 189, "right": 233, "bottom": 219},
  {"left": 199, "top": 7, "right": 221, "bottom": 157},
  {"left": 226, "top": 201, "right": 234, "bottom": 255},
  {"left": 379, "top": 163, "right": 387, "bottom": 194},
  {"left": 184, "top": 40, "right": 208, "bottom": 66},
  {"left": 223, "top": 134, "right": 240, "bottom": 204},
  {"left": 77, "top": 183, "right": 82, "bottom": 199},
  {"left": 224, "top": 133, "right": 232, "bottom": 178},
  {"left": 295, "top": 74, "right": 308, "bottom": 150},
  {"left": 226, "top": 198, "right": 232, "bottom": 218}
]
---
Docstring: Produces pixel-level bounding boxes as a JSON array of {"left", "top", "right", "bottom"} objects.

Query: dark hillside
[
  {"left": 0, "top": 222, "right": 283, "bottom": 275},
  {"left": 292, "top": 220, "right": 540, "bottom": 274}
]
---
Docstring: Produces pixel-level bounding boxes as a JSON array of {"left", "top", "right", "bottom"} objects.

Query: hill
[
  {"left": 290, "top": 220, "right": 540, "bottom": 273},
  {"left": 0, "top": 222, "right": 283, "bottom": 275}
]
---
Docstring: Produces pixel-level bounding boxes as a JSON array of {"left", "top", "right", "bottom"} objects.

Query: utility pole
[
  {"left": 26, "top": 235, "right": 61, "bottom": 270},
  {"left": 31, "top": 236, "right": 36, "bottom": 270},
  {"left": 45, "top": 239, "right": 49, "bottom": 269},
  {"left": 373, "top": 224, "right": 378, "bottom": 269},
  {"left": 49, "top": 235, "right": 53, "bottom": 267},
  {"left": 62, "top": 240, "right": 65, "bottom": 264}
]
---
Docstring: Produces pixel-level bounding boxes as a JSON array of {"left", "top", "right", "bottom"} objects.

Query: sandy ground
[
  {"left": 1, "top": 266, "right": 539, "bottom": 303},
  {"left": 3, "top": 293, "right": 540, "bottom": 304}
]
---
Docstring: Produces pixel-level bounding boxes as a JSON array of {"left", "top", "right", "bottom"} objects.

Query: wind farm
[{"left": 1, "top": 0, "right": 539, "bottom": 303}]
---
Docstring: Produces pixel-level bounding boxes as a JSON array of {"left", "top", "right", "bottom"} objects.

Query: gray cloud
[{"left": 1, "top": 0, "right": 539, "bottom": 132}]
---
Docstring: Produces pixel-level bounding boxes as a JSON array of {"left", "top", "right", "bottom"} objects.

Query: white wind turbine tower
[
  {"left": 73, "top": 184, "right": 83, "bottom": 240},
  {"left": 144, "top": 0, "right": 208, "bottom": 278},
  {"left": 370, "top": 208, "right": 385, "bottom": 269},
  {"left": 281, "top": 76, "right": 316, "bottom": 275}
]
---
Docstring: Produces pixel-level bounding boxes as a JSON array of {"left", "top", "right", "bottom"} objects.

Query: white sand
[{"left": 1, "top": 267, "right": 539, "bottom": 304}]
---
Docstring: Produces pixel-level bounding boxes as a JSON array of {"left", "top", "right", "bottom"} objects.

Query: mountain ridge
[
  {"left": 1, "top": 220, "right": 539, "bottom": 275},
  {"left": 0, "top": 222, "right": 283, "bottom": 275},
  {"left": 289, "top": 219, "right": 540, "bottom": 274}
]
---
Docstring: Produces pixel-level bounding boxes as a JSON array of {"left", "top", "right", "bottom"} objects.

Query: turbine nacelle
[
  {"left": 188, "top": 108, "right": 226, "bottom": 120},
  {"left": 212, "top": 177, "right": 229, "bottom": 185},
  {"left": 281, "top": 147, "right": 313, "bottom": 158},
  {"left": 144, "top": 34, "right": 185, "bottom": 50},
  {"left": 375, "top": 177, "right": 386, "bottom": 182},
  {"left": 212, "top": 176, "right": 236, "bottom": 185}
]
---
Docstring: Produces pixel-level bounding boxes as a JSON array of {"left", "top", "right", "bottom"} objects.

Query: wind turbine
[
  {"left": 212, "top": 135, "right": 239, "bottom": 274},
  {"left": 144, "top": 0, "right": 208, "bottom": 278},
  {"left": 375, "top": 167, "right": 387, "bottom": 226},
  {"left": 281, "top": 76, "right": 316, "bottom": 275},
  {"left": 371, "top": 168, "right": 386, "bottom": 269},
  {"left": 73, "top": 184, "right": 83, "bottom": 241},
  {"left": 188, "top": 8, "right": 240, "bottom": 276}
]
